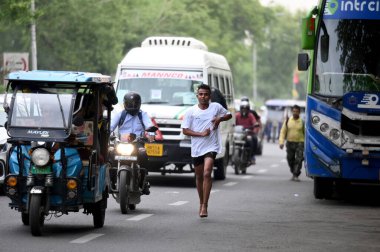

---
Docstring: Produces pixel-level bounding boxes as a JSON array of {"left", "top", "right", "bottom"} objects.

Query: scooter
[{"left": 109, "top": 126, "right": 157, "bottom": 214}]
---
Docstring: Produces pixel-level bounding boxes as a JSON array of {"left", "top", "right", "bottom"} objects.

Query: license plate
[
  {"left": 115, "top": 155, "right": 137, "bottom": 161},
  {"left": 145, "top": 143, "right": 163, "bottom": 157},
  {"left": 31, "top": 166, "right": 51, "bottom": 174}
]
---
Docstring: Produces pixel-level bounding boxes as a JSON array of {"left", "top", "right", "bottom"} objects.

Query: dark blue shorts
[{"left": 193, "top": 152, "right": 217, "bottom": 166}]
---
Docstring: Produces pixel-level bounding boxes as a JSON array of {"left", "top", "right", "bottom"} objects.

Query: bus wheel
[{"left": 314, "top": 177, "right": 333, "bottom": 199}]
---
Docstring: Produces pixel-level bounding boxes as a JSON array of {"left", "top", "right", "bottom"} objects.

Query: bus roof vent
[{"left": 141, "top": 36, "right": 208, "bottom": 51}]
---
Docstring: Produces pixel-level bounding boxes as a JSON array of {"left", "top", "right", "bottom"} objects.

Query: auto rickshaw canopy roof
[{"left": 6, "top": 70, "right": 112, "bottom": 84}]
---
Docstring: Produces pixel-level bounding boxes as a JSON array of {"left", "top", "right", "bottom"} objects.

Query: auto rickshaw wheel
[
  {"left": 93, "top": 194, "right": 107, "bottom": 228},
  {"left": 29, "top": 194, "right": 44, "bottom": 236},
  {"left": 119, "top": 170, "right": 130, "bottom": 214},
  {"left": 21, "top": 212, "right": 29, "bottom": 225}
]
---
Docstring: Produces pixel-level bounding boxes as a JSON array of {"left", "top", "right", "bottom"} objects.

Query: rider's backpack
[{"left": 118, "top": 110, "right": 145, "bottom": 131}]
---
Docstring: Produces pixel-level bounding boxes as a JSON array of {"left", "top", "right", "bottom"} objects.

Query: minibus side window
[
  {"left": 219, "top": 76, "right": 225, "bottom": 94},
  {"left": 213, "top": 75, "right": 219, "bottom": 89}
]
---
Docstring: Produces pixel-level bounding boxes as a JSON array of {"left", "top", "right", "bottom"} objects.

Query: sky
[{"left": 260, "top": 0, "right": 319, "bottom": 12}]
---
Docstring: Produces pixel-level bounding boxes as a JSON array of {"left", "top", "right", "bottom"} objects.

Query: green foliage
[
  {"left": 0, "top": 0, "right": 34, "bottom": 27},
  {"left": 0, "top": 0, "right": 305, "bottom": 102}
]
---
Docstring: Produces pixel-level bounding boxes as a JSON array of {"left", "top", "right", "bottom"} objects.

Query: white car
[{"left": 0, "top": 94, "right": 10, "bottom": 190}]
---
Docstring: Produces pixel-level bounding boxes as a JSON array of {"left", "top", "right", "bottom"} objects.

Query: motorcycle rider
[
  {"left": 110, "top": 91, "right": 154, "bottom": 195},
  {"left": 235, "top": 101, "right": 259, "bottom": 164},
  {"left": 240, "top": 96, "right": 261, "bottom": 126}
]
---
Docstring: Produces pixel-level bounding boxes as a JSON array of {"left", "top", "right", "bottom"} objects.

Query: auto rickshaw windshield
[{"left": 10, "top": 86, "right": 74, "bottom": 129}]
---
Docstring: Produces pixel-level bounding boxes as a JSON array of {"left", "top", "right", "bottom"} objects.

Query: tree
[{"left": 0, "top": 0, "right": 306, "bottom": 102}]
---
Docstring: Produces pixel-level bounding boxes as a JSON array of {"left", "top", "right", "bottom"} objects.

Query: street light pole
[
  {"left": 252, "top": 39, "right": 257, "bottom": 102},
  {"left": 31, "top": 0, "right": 37, "bottom": 70}
]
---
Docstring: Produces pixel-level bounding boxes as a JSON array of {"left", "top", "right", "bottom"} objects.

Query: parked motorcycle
[
  {"left": 109, "top": 126, "right": 157, "bottom": 214},
  {"left": 232, "top": 124, "right": 259, "bottom": 174}
]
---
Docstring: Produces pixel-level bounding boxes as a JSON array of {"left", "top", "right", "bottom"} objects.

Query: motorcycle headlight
[
  {"left": 31, "top": 148, "right": 50, "bottom": 167},
  {"left": 116, "top": 143, "right": 135, "bottom": 155}
]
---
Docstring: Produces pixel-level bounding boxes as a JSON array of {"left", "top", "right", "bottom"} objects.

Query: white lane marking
[
  {"left": 211, "top": 189, "right": 220, "bottom": 194},
  {"left": 70, "top": 233, "right": 104, "bottom": 244},
  {"left": 169, "top": 201, "right": 189, "bottom": 206},
  {"left": 241, "top": 175, "right": 253, "bottom": 179},
  {"left": 257, "top": 169, "right": 267, "bottom": 173},
  {"left": 223, "top": 182, "right": 237, "bottom": 186},
  {"left": 165, "top": 191, "right": 180, "bottom": 194},
  {"left": 127, "top": 214, "right": 153, "bottom": 221},
  {"left": 270, "top": 164, "right": 279, "bottom": 168},
  {"left": 281, "top": 159, "right": 287, "bottom": 163}
]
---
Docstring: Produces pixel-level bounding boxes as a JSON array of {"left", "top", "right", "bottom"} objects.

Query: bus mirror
[
  {"left": 298, "top": 53, "right": 310, "bottom": 71},
  {"left": 320, "top": 34, "right": 329, "bottom": 63}
]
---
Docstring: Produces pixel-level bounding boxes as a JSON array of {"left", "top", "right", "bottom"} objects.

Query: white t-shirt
[{"left": 181, "top": 102, "right": 230, "bottom": 157}]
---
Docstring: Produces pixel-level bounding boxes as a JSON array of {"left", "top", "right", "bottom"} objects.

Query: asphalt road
[{"left": 1, "top": 142, "right": 380, "bottom": 252}]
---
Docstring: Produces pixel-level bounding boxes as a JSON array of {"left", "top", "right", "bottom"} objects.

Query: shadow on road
[
  {"left": 148, "top": 174, "right": 196, "bottom": 188},
  {"left": 318, "top": 183, "right": 380, "bottom": 207}
]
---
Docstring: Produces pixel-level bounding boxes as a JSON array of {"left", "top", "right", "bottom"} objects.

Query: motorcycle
[
  {"left": 109, "top": 126, "right": 157, "bottom": 214},
  {"left": 232, "top": 124, "right": 259, "bottom": 174}
]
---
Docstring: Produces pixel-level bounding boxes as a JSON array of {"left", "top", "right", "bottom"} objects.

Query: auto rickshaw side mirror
[
  {"left": 3, "top": 103, "right": 9, "bottom": 114},
  {"left": 72, "top": 116, "right": 85, "bottom": 127}
]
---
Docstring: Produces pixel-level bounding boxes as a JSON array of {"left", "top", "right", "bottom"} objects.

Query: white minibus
[{"left": 114, "top": 36, "right": 235, "bottom": 180}]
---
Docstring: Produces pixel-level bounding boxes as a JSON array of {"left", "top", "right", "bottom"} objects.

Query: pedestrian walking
[
  {"left": 279, "top": 105, "right": 305, "bottom": 181},
  {"left": 181, "top": 84, "right": 232, "bottom": 218}
]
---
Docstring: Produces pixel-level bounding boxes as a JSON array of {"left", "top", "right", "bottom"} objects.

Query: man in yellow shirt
[{"left": 279, "top": 105, "right": 305, "bottom": 181}]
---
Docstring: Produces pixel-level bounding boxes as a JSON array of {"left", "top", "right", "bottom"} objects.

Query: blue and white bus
[{"left": 298, "top": 0, "right": 380, "bottom": 199}]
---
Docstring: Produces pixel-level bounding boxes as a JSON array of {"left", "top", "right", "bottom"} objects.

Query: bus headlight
[
  {"left": 311, "top": 110, "right": 342, "bottom": 147},
  {"left": 312, "top": 116, "right": 320, "bottom": 125},
  {"left": 31, "top": 148, "right": 50, "bottom": 167},
  {"left": 320, "top": 123, "right": 329, "bottom": 132},
  {"left": 329, "top": 129, "right": 341, "bottom": 140},
  {"left": 116, "top": 143, "right": 134, "bottom": 155}
]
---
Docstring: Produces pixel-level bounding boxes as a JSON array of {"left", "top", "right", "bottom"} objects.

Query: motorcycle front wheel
[
  {"left": 232, "top": 152, "right": 240, "bottom": 175},
  {"left": 119, "top": 170, "right": 130, "bottom": 214}
]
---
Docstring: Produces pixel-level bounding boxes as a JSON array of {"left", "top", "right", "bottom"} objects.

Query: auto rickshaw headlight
[
  {"left": 31, "top": 148, "right": 50, "bottom": 167},
  {"left": 7, "top": 176, "right": 17, "bottom": 187},
  {"left": 67, "top": 179, "right": 77, "bottom": 190},
  {"left": 116, "top": 143, "right": 134, "bottom": 155}
]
